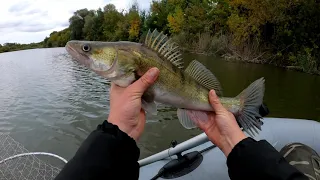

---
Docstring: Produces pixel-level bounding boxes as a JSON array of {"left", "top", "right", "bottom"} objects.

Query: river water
[{"left": 0, "top": 48, "right": 319, "bottom": 167}]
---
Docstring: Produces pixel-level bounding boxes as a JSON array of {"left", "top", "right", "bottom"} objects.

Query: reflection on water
[{"left": 0, "top": 48, "right": 319, "bottom": 163}]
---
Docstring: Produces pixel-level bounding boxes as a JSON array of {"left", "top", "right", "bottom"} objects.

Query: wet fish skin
[{"left": 66, "top": 29, "right": 265, "bottom": 135}]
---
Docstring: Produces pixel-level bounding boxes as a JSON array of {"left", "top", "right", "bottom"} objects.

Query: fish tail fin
[{"left": 236, "top": 77, "right": 265, "bottom": 136}]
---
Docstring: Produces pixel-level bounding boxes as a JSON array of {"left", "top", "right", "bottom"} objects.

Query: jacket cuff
[
  {"left": 97, "top": 120, "right": 140, "bottom": 160},
  {"left": 227, "top": 137, "right": 256, "bottom": 165}
]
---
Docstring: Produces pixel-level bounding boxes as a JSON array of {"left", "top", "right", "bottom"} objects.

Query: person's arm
[
  {"left": 54, "top": 121, "right": 140, "bottom": 180},
  {"left": 193, "top": 90, "right": 308, "bottom": 180},
  {"left": 55, "top": 68, "right": 160, "bottom": 180}
]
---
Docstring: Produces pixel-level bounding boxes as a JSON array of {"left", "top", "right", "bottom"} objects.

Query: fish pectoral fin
[
  {"left": 142, "top": 99, "right": 158, "bottom": 115},
  {"left": 185, "top": 60, "right": 223, "bottom": 96},
  {"left": 177, "top": 109, "right": 208, "bottom": 129}
]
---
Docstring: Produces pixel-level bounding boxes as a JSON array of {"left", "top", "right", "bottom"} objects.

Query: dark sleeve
[
  {"left": 227, "top": 138, "right": 308, "bottom": 180},
  {"left": 55, "top": 121, "right": 140, "bottom": 180}
]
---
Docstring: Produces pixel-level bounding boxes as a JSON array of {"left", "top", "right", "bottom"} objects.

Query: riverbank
[
  {"left": 172, "top": 32, "right": 320, "bottom": 76},
  {"left": 0, "top": 42, "right": 42, "bottom": 54},
  {"left": 222, "top": 59, "right": 320, "bottom": 76}
]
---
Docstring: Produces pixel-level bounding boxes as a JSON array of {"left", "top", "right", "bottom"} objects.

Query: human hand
[
  {"left": 194, "top": 90, "right": 247, "bottom": 157},
  {"left": 108, "top": 68, "right": 160, "bottom": 141}
]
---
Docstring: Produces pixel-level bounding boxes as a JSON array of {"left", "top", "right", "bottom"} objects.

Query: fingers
[
  {"left": 209, "top": 90, "right": 226, "bottom": 113},
  {"left": 129, "top": 67, "right": 160, "bottom": 96}
]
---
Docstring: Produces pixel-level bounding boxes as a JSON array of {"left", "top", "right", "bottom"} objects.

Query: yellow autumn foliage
[{"left": 167, "top": 7, "right": 185, "bottom": 34}]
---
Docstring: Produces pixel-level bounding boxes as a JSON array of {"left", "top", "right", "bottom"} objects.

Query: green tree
[
  {"left": 69, "top": 9, "right": 91, "bottom": 40},
  {"left": 207, "top": 0, "right": 230, "bottom": 33},
  {"left": 103, "top": 4, "right": 123, "bottom": 41},
  {"left": 92, "top": 8, "right": 106, "bottom": 41},
  {"left": 146, "top": 0, "right": 170, "bottom": 34},
  {"left": 184, "top": 1, "right": 211, "bottom": 34},
  {"left": 128, "top": 3, "right": 141, "bottom": 41},
  {"left": 115, "top": 15, "right": 130, "bottom": 41},
  {"left": 83, "top": 12, "right": 95, "bottom": 40},
  {"left": 167, "top": 6, "right": 184, "bottom": 34}
]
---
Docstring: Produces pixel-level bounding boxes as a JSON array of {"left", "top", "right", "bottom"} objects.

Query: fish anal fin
[
  {"left": 143, "top": 29, "right": 184, "bottom": 69},
  {"left": 185, "top": 60, "right": 223, "bottom": 96},
  {"left": 177, "top": 109, "right": 208, "bottom": 129}
]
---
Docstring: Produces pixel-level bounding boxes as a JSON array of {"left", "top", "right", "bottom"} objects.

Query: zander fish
[{"left": 65, "top": 29, "right": 266, "bottom": 135}]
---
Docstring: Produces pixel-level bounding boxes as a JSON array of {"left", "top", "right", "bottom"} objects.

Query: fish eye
[{"left": 82, "top": 44, "right": 91, "bottom": 52}]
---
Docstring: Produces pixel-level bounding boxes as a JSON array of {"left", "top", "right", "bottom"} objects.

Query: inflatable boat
[{"left": 139, "top": 118, "right": 320, "bottom": 180}]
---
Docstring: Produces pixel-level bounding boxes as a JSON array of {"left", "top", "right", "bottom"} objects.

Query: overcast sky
[{"left": 0, "top": 0, "right": 151, "bottom": 44}]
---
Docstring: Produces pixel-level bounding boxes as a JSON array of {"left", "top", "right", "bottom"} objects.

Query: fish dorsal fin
[
  {"left": 145, "top": 29, "right": 184, "bottom": 69},
  {"left": 185, "top": 60, "right": 223, "bottom": 96}
]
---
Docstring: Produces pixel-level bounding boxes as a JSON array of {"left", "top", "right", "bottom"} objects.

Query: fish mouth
[{"left": 66, "top": 44, "right": 93, "bottom": 68}]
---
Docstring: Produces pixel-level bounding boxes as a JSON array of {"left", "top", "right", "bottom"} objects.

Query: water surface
[{"left": 0, "top": 48, "right": 319, "bottom": 167}]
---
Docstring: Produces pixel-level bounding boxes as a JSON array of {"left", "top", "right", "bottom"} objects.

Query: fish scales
[{"left": 139, "top": 44, "right": 210, "bottom": 110}]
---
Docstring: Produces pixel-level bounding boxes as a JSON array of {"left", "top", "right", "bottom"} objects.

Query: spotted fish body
[{"left": 66, "top": 29, "right": 265, "bottom": 135}]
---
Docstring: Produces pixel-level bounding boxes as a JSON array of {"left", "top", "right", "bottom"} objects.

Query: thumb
[
  {"left": 209, "top": 90, "right": 225, "bottom": 113},
  {"left": 129, "top": 67, "right": 160, "bottom": 96}
]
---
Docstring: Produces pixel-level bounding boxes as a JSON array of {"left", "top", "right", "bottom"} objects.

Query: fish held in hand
[{"left": 65, "top": 29, "right": 266, "bottom": 135}]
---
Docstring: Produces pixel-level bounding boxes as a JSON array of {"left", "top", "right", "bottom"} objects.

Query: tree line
[
  {"left": 1, "top": 0, "right": 319, "bottom": 74},
  {"left": 0, "top": 42, "right": 43, "bottom": 53}
]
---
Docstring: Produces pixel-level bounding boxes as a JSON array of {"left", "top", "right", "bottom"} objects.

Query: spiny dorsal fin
[
  {"left": 144, "top": 29, "right": 183, "bottom": 69},
  {"left": 185, "top": 60, "right": 223, "bottom": 96}
]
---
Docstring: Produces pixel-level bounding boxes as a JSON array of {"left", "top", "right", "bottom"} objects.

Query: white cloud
[
  {"left": 106, "top": 0, "right": 151, "bottom": 11},
  {"left": 0, "top": 0, "right": 151, "bottom": 44}
]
